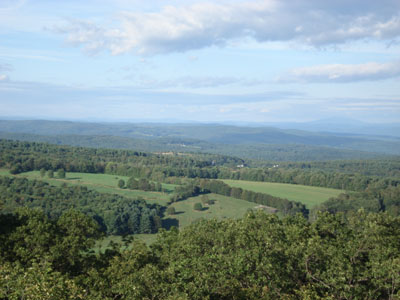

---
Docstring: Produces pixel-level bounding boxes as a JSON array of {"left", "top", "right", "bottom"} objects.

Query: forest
[{"left": 0, "top": 138, "right": 399, "bottom": 299}]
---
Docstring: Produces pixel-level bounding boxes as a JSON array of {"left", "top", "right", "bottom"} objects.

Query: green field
[
  {"left": 166, "top": 193, "right": 256, "bottom": 228},
  {"left": 0, "top": 169, "right": 10, "bottom": 176},
  {"left": 13, "top": 171, "right": 173, "bottom": 205},
  {"left": 2, "top": 169, "right": 335, "bottom": 245},
  {"left": 95, "top": 194, "right": 257, "bottom": 247},
  {"left": 222, "top": 179, "right": 343, "bottom": 208}
]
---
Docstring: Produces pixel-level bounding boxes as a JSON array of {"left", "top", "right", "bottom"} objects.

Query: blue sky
[{"left": 0, "top": 0, "right": 399, "bottom": 123}]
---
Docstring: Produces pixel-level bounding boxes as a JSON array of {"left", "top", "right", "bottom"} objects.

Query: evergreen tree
[{"left": 139, "top": 213, "right": 153, "bottom": 233}]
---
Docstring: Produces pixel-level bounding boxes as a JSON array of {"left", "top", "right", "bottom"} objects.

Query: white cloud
[
  {"left": 0, "top": 74, "right": 9, "bottom": 81},
  {"left": 0, "top": 64, "right": 11, "bottom": 82},
  {"left": 55, "top": 0, "right": 400, "bottom": 55},
  {"left": 278, "top": 60, "right": 400, "bottom": 83}
]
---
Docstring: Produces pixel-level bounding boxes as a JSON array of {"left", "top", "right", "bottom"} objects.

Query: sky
[{"left": 0, "top": 0, "right": 399, "bottom": 123}]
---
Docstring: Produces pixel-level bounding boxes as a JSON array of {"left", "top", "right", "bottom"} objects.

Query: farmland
[
  {"left": 166, "top": 193, "right": 256, "bottom": 228},
  {"left": 3, "top": 170, "right": 260, "bottom": 229},
  {"left": 11, "top": 171, "right": 260, "bottom": 227},
  {"left": 12, "top": 170, "right": 173, "bottom": 205},
  {"left": 222, "top": 179, "right": 343, "bottom": 208}
]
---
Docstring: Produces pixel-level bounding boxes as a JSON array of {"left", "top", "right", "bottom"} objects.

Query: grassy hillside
[
  {"left": 12, "top": 171, "right": 173, "bottom": 205},
  {"left": 166, "top": 193, "right": 256, "bottom": 228},
  {"left": 4, "top": 170, "right": 260, "bottom": 229},
  {"left": 97, "top": 194, "right": 258, "bottom": 246},
  {"left": 222, "top": 179, "right": 343, "bottom": 208}
]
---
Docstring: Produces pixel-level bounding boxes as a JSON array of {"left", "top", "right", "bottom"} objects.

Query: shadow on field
[{"left": 162, "top": 218, "right": 179, "bottom": 230}]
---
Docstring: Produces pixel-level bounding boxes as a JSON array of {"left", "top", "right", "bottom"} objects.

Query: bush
[
  {"left": 9, "top": 164, "right": 23, "bottom": 175},
  {"left": 166, "top": 207, "right": 176, "bottom": 215},
  {"left": 201, "top": 195, "right": 209, "bottom": 205},
  {"left": 201, "top": 195, "right": 214, "bottom": 205},
  {"left": 193, "top": 203, "right": 203, "bottom": 211},
  {"left": 117, "top": 179, "right": 125, "bottom": 189},
  {"left": 57, "top": 169, "right": 66, "bottom": 179}
]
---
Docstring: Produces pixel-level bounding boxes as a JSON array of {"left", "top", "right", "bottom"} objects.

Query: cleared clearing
[
  {"left": 222, "top": 179, "right": 343, "bottom": 208},
  {"left": 166, "top": 193, "right": 256, "bottom": 228},
  {"left": 14, "top": 171, "right": 172, "bottom": 205}
]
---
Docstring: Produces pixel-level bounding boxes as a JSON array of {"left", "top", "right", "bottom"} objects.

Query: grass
[
  {"left": 3, "top": 168, "right": 339, "bottom": 246},
  {"left": 14, "top": 171, "right": 172, "bottom": 205},
  {"left": 222, "top": 179, "right": 343, "bottom": 208},
  {"left": 0, "top": 169, "right": 11, "bottom": 176},
  {"left": 165, "top": 193, "right": 256, "bottom": 228}
]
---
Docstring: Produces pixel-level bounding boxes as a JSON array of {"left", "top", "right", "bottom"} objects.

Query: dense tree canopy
[{"left": 1, "top": 209, "right": 399, "bottom": 299}]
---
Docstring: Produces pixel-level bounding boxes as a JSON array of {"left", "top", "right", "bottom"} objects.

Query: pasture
[
  {"left": 3, "top": 169, "right": 333, "bottom": 246},
  {"left": 166, "top": 193, "right": 256, "bottom": 228},
  {"left": 222, "top": 179, "right": 343, "bottom": 208},
  {"left": 15, "top": 171, "right": 173, "bottom": 205}
]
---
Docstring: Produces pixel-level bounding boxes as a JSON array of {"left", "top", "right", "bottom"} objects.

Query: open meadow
[
  {"left": 1, "top": 169, "right": 344, "bottom": 245},
  {"left": 166, "top": 193, "right": 256, "bottom": 228},
  {"left": 222, "top": 179, "right": 343, "bottom": 208},
  {"left": 13, "top": 171, "right": 173, "bottom": 205}
]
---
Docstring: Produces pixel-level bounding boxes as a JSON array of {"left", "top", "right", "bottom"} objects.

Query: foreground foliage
[{"left": 1, "top": 208, "right": 399, "bottom": 299}]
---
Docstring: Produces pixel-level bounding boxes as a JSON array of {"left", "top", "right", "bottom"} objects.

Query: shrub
[
  {"left": 166, "top": 207, "right": 176, "bottom": 215},
  {"left": 193, "top": 203, "right": 203, "bottom": 211},
  {"left": 57, "top": 169, "right": 66, "bottom": 179},
  {"left": 117, "top": 179, "right": 125, "bottom": 189}
]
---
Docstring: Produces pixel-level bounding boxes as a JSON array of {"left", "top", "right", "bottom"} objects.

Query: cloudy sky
[{"left": 0, "top": 0, "right": 399, "bottom": 123}]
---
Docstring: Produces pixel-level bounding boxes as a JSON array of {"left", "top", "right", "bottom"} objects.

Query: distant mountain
[
  {"left": 0, "top": 119, "right": 399, "bottom": 157},
  {"left": 257, "top": 118, "right": 400, "bottom": 138}
]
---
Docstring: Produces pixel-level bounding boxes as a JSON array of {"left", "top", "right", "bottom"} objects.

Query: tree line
[{"left": 312, "top": 183, "right": 400, "bottom": 218}]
